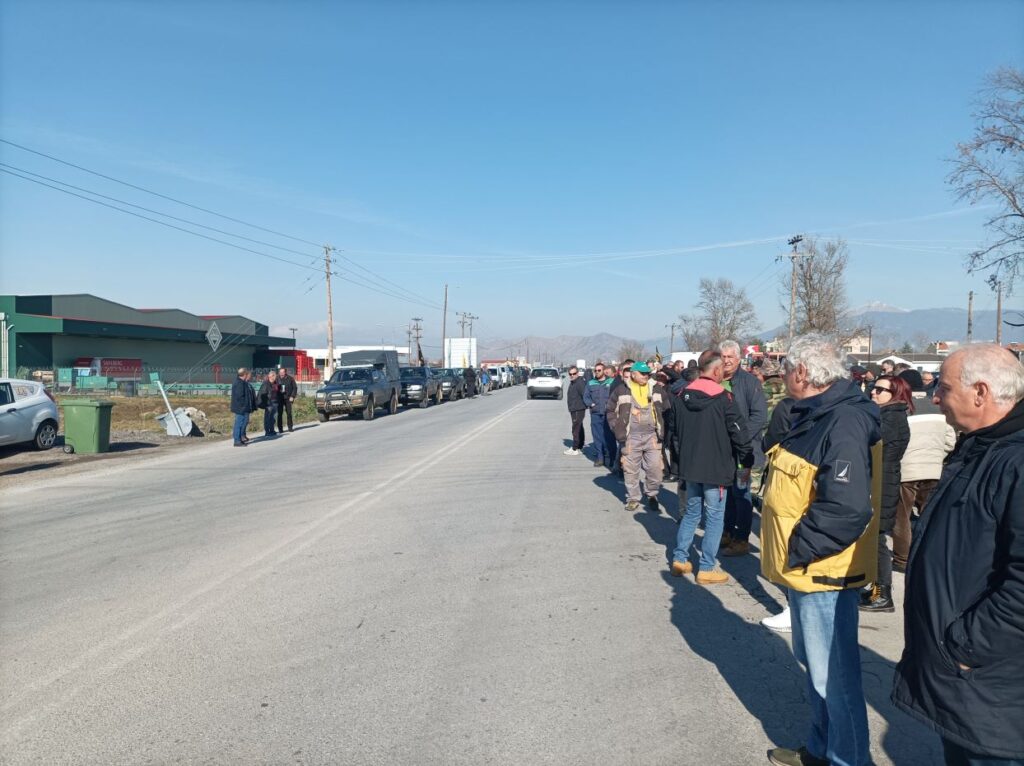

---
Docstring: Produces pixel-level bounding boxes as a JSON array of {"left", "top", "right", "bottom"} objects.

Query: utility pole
[
  {"left": 665, "top": 322, "right": 680, "bottom": 354},
  {"left": 411, "top": 317, "right": 424, "bottom": 363},
  {"left": 967, "top": 290, "right": 974, "bottom": 343},
  {"left": 996, "top": 281, "right": 1003, "bottom": 345},
  {"left": 457, "top": 311, "right": 469, "bottom": 338},
  {"left": 467, "top": 313, "right": 478, "bottom": 337},
  {"left": 324, "top": 244, "right": 335, "bottom": 378},
  {"left": 441, "top": 284, "right": 448, "bottom": 366},
  {"left": 785, "top": 235, "right": 804, "bottom": 344}
]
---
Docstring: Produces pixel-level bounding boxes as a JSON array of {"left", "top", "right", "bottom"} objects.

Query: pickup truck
[
  {"left": 435, "top": 368, "right": 466, "bottom": 401},
  {"left": 398, "top": 366, "right": 443, "bottom": 408},
  {"left": 315, "top": 350, "right": 401, "bottom": 421}
]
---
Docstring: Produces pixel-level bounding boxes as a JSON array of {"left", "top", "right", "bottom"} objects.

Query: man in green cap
[{"left": 608, "top": 361, "right": 669, "bottom": 511}]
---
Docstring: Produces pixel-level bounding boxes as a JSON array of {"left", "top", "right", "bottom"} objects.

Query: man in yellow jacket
[{"left": 762, "top": 335, "right": 881, "bottom": 766}]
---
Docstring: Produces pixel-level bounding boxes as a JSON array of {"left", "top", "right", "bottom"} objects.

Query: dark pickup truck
[
  {"left": 315, "top": 350, "right": 401, "bottom": 421},
  {"left": 398, "top": 366, "right": 443, "bottom": 407},
  {"left": 434, "top": 368, "right": 466, "bottom": 401}
]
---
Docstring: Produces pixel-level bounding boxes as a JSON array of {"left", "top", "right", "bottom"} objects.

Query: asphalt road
[{"left": 0, "top": 386, "right": 940, "bottom": 765}]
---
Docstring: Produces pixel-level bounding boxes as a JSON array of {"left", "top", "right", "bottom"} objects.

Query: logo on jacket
[{"left": 834, "top": 460, "right": 851, "bottom": 483}]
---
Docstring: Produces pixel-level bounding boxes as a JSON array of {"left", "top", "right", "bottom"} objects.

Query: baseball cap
[{"left": 631, "top": 361, "right": 652, "bottom": 374}]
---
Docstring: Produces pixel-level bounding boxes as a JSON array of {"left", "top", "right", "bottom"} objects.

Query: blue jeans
[
  {"left": 789, "top": 588, "right": 870, "bottom": 766},
  {"left": 943, "top": 739, "right": 1024, "bottom": 766},
  {"left": 263, "top": 403, "right": 277, "bottom": 435},
  {"left": 674, "top": 482, "right": 727, "bottom": 571},
  {"left": 232, "top": 412, "right": 247, "bottom": 443},
  {"left": 723, "top": 478, "right": 754, "bottom": 541},
  {"left": 590, "top": 412, "right": 609, "bottom": 462}
]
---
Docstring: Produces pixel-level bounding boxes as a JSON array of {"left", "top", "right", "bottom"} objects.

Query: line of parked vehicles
[{"left": 314, "top": 350, "right": 536, "bottom": 422}]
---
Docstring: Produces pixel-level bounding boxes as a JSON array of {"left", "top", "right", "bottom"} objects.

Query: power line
[{"left": 0, "top": 137, "right": 323, "bottom": 248}]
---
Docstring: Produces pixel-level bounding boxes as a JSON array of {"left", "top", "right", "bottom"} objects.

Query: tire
[
  {"left": 527, "top": 391, "right": 533, "bottom": 400},
  {"left": 388, "top": 392, "right": 398, "bottom": 415},
  {"left": 556, "top": 390, "right": 563, "bottom": 400},
  {"left": 34, "top": 420, "right": 58, "bottom": 451},
  {"left": 317, "top": 411, "right": 330, "bottom": 422},
  {"left": 363, "top": 397, "right": 375, "bottom": 421},
  {"left": 63, "top": 444, "right": 75, "bottom": 454},
  {"left": 418, "top": 395, "right": 429, "bottom": 408}
]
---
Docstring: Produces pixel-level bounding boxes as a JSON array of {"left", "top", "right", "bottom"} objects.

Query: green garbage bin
[{"left": 61, "top": 400, "right": 115, "bottom": 454}]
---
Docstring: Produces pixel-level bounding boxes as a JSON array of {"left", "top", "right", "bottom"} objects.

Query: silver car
[{"left": 0, "top": 378, "right": 60, "bottom": 450}]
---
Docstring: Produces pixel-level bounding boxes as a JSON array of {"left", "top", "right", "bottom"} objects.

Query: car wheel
[
  {"left": 389, "top": 392, "right": 398, "bottom": 415},
  {"left": 419, "top": 395, "right": 429, "bottom": 408},
  {"left": 34, "top": 420, "right": 58, "bottom": 451},
  {"left": 317, "top": 411, "right": 330, "bottom": 422},
  {"left": 363, "top": 397, "right": 375, "bottom": 421},
  {"left": 556, "top": 390, "right": 563, "bottom": 400},
  {"left": 527, "top": 391, "right": 533, "bottom": 400}
]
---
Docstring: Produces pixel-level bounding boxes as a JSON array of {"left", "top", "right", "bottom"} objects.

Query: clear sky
[{"left": 1, "top": 0, "right": 1022, "bottom": 351}]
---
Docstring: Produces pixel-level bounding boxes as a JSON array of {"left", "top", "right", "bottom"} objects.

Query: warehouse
[{"left": 0, "top": 293, "right": 294, "bottom": 382}]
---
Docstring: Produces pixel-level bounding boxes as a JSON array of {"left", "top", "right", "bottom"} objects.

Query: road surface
[{"left": 0, "top": 386, "right": 940, "bottom": 764}]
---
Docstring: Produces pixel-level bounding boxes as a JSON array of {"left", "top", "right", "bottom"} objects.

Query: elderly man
[
  {"left": 230, "top": 367, "right": 255, "bottom": 446},
  {"left": 762, "top": 335, "right": 881, "bottom": 766},
  {"left": 608, "top": 361, "right": 669, "bottom": 511},
  {"left": 892, "top": 344, "right": 1024, "bottom": 765},
  {"left": 718, "top": 339, "right": 768, "bottom": 557}
]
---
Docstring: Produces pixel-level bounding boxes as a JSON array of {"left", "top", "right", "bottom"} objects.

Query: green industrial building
[{"left": 0, "top": 293, "right": 294, "bottom": 380}]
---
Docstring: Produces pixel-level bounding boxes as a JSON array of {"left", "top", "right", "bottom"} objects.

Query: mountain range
[{"left": 477, "top": 306, "right": 1024, "bottom": 363}]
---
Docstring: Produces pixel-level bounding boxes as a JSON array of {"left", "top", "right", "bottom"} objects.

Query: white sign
[{"left": 206, "top": 322, "right": 223, "bottom": 352}]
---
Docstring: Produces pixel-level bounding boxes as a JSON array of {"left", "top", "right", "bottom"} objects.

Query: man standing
[
  {"left": 670, "top": 351, "right": 753, "bottom": 584},
  {"left": 608, "top": 361, "right": 668, "bottom": 512},
  {"left": 583, "top": 362, "right": 615, "bottom": 468},
  {"left": 564, "top": 366, "right": 587, "bottom": 456},
  {"left": 257, "top": 370, "right": 280, "bottom": 438},
  {"left": 277, "top": 366, "right": 298, "bottom": 433},
  {"left": 230, "top": 367, "right": 254, "bottom": 447},
  {"left": 762, "top": 335, "right": 880, "bottom": 766},
  {"left": 463, "top": 365, "right": 477, "bottom": 398},
  {"left": 718, "top": 339, "right": 768, "bottom": 557},
  {"left": 892, "top": 344, "right": 1024, "bottom": 765}
]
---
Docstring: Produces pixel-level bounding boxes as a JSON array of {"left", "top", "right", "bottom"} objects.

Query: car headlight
[
  {"left": 409, "top": 384, "right": 422, "bottom": 390},
  {"left": 316, "top": 392, "right": 326, "bottom": 399},
  {"left": 350, "top": 389, "right": 363, "bottom": 396}
]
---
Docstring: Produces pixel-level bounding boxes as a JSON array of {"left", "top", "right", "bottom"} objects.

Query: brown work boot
[
  {"left": 624, "top": 500, "right": 640, "bottom": 512},
  {"left": 670, "top": 561, "right": 693, "bottom": 577},
  {"left": 721, "top": 540, "right": 750, "bottom": 557},
  {"left": 696, "top": 569, "right": 730, "bottom": 585},
  {"left": 720, "top": 531, "right": 733, "bottom": 548},
  {"left": 767, "top": 746, "right": 828, "bottom": 766}
]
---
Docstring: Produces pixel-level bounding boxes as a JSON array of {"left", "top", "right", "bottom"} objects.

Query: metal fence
[{"left": 16, "top": 367, "right": 324, "bottom": 398}]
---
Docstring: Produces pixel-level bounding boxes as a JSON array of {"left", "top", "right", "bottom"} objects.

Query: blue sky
[{"left": 1, "top": 0, "right": 1022, "bottom": 350}]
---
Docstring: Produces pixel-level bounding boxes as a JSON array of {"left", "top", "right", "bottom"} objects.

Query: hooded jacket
[
  {"left": 607, "top": 379, "right": 668, "bottom": 442},
  {"left": 761, "top": 379, "right": 882, "bottom": 592},
  {"left": 879, "top": 402, "right": 911, "bottom": 531},
  {"left": 670, "top": 377, "right": 753, "bottom": 486},
  {"left": 892, "top": 398, "right": 1024, "bottom": 759}
]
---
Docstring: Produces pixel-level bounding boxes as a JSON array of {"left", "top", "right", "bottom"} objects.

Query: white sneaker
[
  {"left": 761, "top": 607, "right": 792, "bottom": 632},
  {"left": 563, "top": 448, "right": 580, "bottom": 456}
]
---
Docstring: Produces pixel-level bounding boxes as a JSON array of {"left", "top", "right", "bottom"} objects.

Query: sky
[{"left": 1, "top": 0, "right": 1022, "bottom": 352}]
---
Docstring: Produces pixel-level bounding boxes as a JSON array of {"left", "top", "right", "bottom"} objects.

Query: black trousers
[
  {"left": 277, "top": 398, "right": 294, "bottom": 431},
  {"left": 570, "top": 410, "right": 586, "bottom": 450}
]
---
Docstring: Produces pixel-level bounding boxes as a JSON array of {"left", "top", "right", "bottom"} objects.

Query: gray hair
[
  {"left": 953, "top": 344, "right": 1024, "bottom": 404},
  {"left": 784, "top": 334, "right": 848, "bottom": 388},
  {"left": 718, "top": 339, "right": 741, "bottom": 356}
]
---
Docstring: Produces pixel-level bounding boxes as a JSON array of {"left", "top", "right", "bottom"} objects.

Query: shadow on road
[{"left": 632, "top": 511, "right": 942, "bottom": 765}]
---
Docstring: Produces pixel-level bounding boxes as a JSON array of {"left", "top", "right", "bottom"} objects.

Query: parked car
[
  {"left": 315, "top": 350, "right": 401, "bottom": 421},
  {"left": 399, "top": 366, "right": 443, "bottom": 407},
  {"left": 435, "top": 368, "right": 466, "bottom": 401},
  {"left": 526, "top": 367, "right": 563, "bottom": 400},
  {"left": 0, "top": 378, "right": 60, "bottom": 450}
]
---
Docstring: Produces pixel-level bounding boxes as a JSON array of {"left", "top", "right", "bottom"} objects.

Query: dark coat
[
  {"left": 892, "top": 398, "right": 1024, "bottom": 759},
  {"left": 230, "top": 377, "right": 255, "bottom": 414},
  {"left": 566, "top": 376, "right": 587, "bottom": 412},
  {"left": 879, "top": 402, "right": 910, "bottom": 531},
  {"left": 670, "top": 377, "right": 753, "bottom": 486},
  {"left": 725, "top": 368, "right": 768, "bottom": 466},
  {"left": 257, "top": 379, "right": 280, "bottom": 410},
  {"left": 278, "top": 373, "right": 297, "bottom": 401},
  {"left": 762, "top": 397, "right": 796, "bottom": 453}
]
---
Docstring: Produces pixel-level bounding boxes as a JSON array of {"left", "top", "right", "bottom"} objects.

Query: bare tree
[
  {"left": 949, "top": 67, "right": 1024, "bottom": 292},
  {"left": 780, "top": 237, "right": 855, "bottom": 339},
  {"left": 679, "top": 278, "right": 758, "bottom": 349},
  {"left": 617, "top": 340, "right": 647, "bottom": 362}
]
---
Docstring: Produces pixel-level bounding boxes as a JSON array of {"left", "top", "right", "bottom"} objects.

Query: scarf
[{"left": 628, "top": 379, "right": 650, "bottom": 407}]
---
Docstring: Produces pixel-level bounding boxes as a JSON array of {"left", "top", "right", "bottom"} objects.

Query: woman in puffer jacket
[{"left": 860, "top": 374, "right": 911, "bottom": 612}]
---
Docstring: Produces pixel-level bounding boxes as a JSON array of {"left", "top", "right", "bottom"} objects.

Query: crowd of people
[
  {"left": 229, "top": 365, "right": 299, "bottom": 445},
  {"left": 564, "top": 337, "right": 1024, "bottom": 766}
]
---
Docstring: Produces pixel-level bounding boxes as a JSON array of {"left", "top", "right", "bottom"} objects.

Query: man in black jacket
[
  {"left": 669, "top": 350, "right": 752, "bottom": 584},
  {"left": 230, "top": 367, "right": 255, "bottom": 446},
  {"left": 277, "top": 366, "right": 298, "bottom": 433},
  {"left": 892, "top": 344, "right": 1024, "bottom": 765},
  {"left": 463, "top": 366, "right": 477, "bottom": 398},
  {"left": 257, "top": 370, "right": 280, "bottom": 438},
  {"left": 564, "top": 366, "right": 587, "bottom": 456}
]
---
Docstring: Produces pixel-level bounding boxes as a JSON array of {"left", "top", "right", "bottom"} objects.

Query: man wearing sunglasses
[{"left": 564, "top": 366, "right": 587, "bottom": 456}]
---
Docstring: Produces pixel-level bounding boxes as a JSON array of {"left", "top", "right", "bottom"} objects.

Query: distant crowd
[{"left": 562, "top": 337, "right": 1024, "bottom": 766}]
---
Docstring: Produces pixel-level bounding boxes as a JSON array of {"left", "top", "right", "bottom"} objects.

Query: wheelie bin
[{"left": 61, "top": 400, "right": 115, "bottom": 454}]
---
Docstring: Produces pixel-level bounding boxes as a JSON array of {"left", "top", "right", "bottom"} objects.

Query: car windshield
[
  {"left": 531, "top": 369, "right": 558, "bottom": 378},
  {"left": 330, "top": 368, "right": 370, "bottom": 383},
  {"left": 400, "top": 368, "right": 426, "bottom": 380}
]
